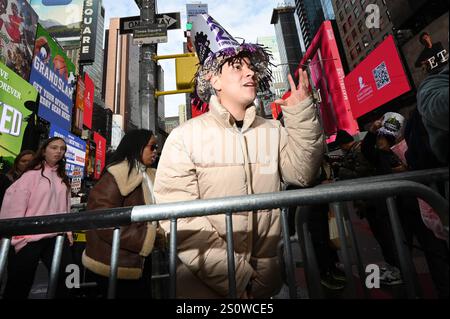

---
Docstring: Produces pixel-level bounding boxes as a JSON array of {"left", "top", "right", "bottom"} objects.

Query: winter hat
[
  {"left": 335, "top": 129, "right": 354, "bottom": 145},
  {"left": 191, "top": 14, "right": 273, "bottom": 103},
  {"left": 378, "top": 112, "right": 405, "bottom": 139}
]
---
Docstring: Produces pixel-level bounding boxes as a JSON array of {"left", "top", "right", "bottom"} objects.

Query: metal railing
[{"left": 0, "top": 167, "right": 448, "bottom": 299}]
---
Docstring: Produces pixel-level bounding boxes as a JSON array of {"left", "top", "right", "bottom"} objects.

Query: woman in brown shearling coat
[{"left": 82, "top": 129, "right": 159, "bottom": 298}]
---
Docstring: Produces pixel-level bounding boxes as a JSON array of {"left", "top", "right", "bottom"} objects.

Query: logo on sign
[{"left": 356, "top": 76, "right": 374, "bottom": 104}]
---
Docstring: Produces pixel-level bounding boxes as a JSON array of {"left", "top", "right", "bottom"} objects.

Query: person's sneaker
[
  {"left": 320, "top": 272, "right": 346, "bottom": 290},
  {"left": 379, "top": 265, "right": 403, "bottom": 286},
  {"left": 330, "top": 267, "right": 346, "bottom": 282}
]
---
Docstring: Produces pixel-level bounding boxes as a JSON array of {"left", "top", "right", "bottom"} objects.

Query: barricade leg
[
  {"left": 225, "top": 212, "right": 237, "bottom": 298},
  {"left": 0, "top": 238, "right": 11, "bottom": 288},
  {"left": 107, "top": 227, "right": 121, "bottom": 299},
  {"left": 343, "top": 202, "right": 370, "bottom": 299},
  {"left": 332, "top": 202, "right": 357, "bottom": 298},
  {"left": 46, "top": 234, "right": 65, "bottom": 299},
  {"left": 385, "top": 197, "right": 421, "bottom": 299},
  {"left": 280, "top": 207, "right": 297, "bottom": 299},
  {"left": 169, "top": 219, "right": 177, "bottom": 299}
]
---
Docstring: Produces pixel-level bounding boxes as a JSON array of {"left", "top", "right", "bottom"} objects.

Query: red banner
[
  {"left": 344, "top": 35, "right": 411, "bottom": 119},
  {"left": 93, "top": 132, "right": 106, "bottom": 180},
  {"left": 272, "top": 21, "right": 358, "bottom": 143},
  {"left": 83, "top": 73, "right": 94, "bottom": 129}
]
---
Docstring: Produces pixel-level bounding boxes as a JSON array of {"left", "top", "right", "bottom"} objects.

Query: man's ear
[{"left": 210, "top": 74, "right": 221, "bottom": 91}]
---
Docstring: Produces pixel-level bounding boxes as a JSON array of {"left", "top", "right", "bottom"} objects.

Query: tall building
[
  {"left": 104, "top": 18, "right": 145, "bottom": 132},
  {"left": 83, "top": 3, "right": 105, "bottom": 101},
  {"left": 294, "top": 0, "right": 326, "bottom": 49},
  {"left": 165, "top": 116, "right": 179, "bottom": 134},
  {"left": 257, "top": 36, "right": 289, "bottom": 99},
  {"left": 331, "top": 0, "right": 395, "bottom": 71},
  {"left": 270, "top": 6, "right": 303, "bottom": 86},
  {"left": 179, "top": 105, "right": 187, "bottom": 125}
]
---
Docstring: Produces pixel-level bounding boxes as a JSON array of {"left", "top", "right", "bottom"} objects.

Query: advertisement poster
[
  {"left": 29, "top": 0, "right": 84, "bottom": 41},
  {"left": 401, "top": 12, "right": 449, "bottom": 88},
  {"left": 83, "top": 72, "right": 93, "bottom": 129},
  {"left": 344, "top": 35, "right": 411, "bottom": 119},
  {"left": 29, "top": 24, "right": 76, "bottom": 131},
  {"left": 0, "top": 0, "right": 39, "bottom": 80},
  {"left": 49, "top": 124, "right": 86, "bottom": 193},
  {"left": 0, "top": 61, "right": 37, "bottom": 168},
  {"left": 93, "top": 132, "right": 105, "bottom": 180}
]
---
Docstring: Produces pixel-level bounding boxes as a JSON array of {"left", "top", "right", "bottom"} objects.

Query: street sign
[
  {"left": 133, "top": 24, "right": 168, "bottom": 45},
  {"left": 120, "top": 12, "right": 181, "bottom": 34}
]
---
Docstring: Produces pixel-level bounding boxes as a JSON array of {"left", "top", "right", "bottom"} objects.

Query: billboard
[
  {"left": 93, "top": 132, "right": 105, "bottom": 179},
  {"left": 83, "top": 72, "right": 93, "bottom": 128},
  {"left": 49, "top": 124, "right": 86, "bottom": 192},
  {"left": 0, "top": 61, "right": 37, "bottom": 166},
  {"left": 272, "top": 21, "right": 358, "bottom": 142},
  {"left": 401, "top": 12, "right": 449, "bottom": 88},
  {"left": 29, "top": 24, "right": 75, "bottom": 131},
  {"left": 79, "top": 0, "right": 99, "bottom": 64},
  {"left": 0, "top": 0, "right": 38, "bottom": 80},
  {"left": 30, "top": 0, "right": 83, "bottom": 41},
  {"left": 344, "top": 35, "right": 411, "bottom": 119}
]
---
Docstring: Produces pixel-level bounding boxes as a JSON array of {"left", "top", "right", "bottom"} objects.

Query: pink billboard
[
  {"left": 344, "top": 35, "right": 411, "bottom": 119},
  {"left": 298, "top": 21, "right": 359, "bottom": 142}
]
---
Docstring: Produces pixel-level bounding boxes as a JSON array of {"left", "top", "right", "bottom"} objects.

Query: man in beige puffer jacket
[{"left": 154, "top": 14, "right": 324, "bottom": 299}]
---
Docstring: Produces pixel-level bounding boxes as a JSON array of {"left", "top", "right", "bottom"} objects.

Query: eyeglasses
[{"left": 147, "top": 144, "right": 158, "bottom": 151}]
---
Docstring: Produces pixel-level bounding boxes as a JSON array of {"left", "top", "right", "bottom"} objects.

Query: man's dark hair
[
  {"left": 419, "top": 32, "right": 430, "bottom": 46},
  {"left": 107, "top": 129, "right": 154, "bottom": 176}
]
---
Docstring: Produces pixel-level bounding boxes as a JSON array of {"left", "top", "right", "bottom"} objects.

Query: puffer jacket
[
  {"left": 82, "top": 161, "right": 157, "bottom": 279},
  {"left": 154, "top": 95, "right": 324, "bottom": 298}
]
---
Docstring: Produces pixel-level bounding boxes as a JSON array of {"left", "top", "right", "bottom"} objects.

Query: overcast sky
[{"left": 102, "top": 0, "right": 289, "bottom": 117}]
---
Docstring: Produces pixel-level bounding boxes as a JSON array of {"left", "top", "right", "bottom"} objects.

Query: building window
[
  {"left": 344, "top": 2, "right": 351, "bottom": 14},
  {"left": 347, "top": 14, "right": 353, "bottom": 27},
  {"left": 352, "top": 28, "right": 357, "bottom": 39},
  {"left": 369, "top": 28, "right": 377, "bottom": 39},
  {"left": 350, "top": 48, "right": 358, "bottom": 60},
  {"left": 346, "top": 36, "right": 352, "bottom": 47},
  {"left": 336, "top": 0, "right": 341, "bottom": 7},
  {"left": 351, "top": 0, "right": 356, "bottom": 4},
  {"left": 343, "top": 22, "right": 349, "bottom": 33},
  {"left": 358, "top": 20, "right": 364, "bottom": 33},
  {"left": 360, "top": 0, "right": 367, "bottom": 6},
  {"left": 356, "top": 43, "right": 362, "bottom": 53},
  {"left": 353, "top": 6, "right": 360, "bottom": 18},
  {"left": 339, "top": 11, "right": 344, "bottom": 21}
]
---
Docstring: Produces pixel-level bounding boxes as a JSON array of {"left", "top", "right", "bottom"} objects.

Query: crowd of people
[{"left": 0, "top": 13, "right": 448, "bottom": 299}]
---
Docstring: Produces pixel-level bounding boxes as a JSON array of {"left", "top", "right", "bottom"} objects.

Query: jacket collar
[
  {"left": 209, "top": 95, "right": 257, "bottom": 132},
  {"left": 107, "top": 160, "right": 155, "bottom": 202}
]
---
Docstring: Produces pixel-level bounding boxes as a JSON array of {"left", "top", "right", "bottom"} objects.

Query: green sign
[{"left": 0, "top": 61, "right": 38, "bottom": 167}]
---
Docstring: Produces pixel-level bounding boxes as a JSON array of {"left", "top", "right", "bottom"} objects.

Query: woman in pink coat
[{"left": 0, "top": 137, "right": 74, "bottom": 299}]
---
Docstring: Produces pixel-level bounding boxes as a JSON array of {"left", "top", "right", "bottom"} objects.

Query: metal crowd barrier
[{"left": 0, "top": 167, "right": 448, "bottom": 299}]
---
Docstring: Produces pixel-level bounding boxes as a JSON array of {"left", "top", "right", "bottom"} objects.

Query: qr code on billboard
[{"left": 372, "top": 62, "right": 391, "bottom": 90}]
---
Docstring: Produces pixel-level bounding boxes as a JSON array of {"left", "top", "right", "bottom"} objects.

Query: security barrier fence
[{"left": 0, "top": 168, "right": 448, "bottom": 299}]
